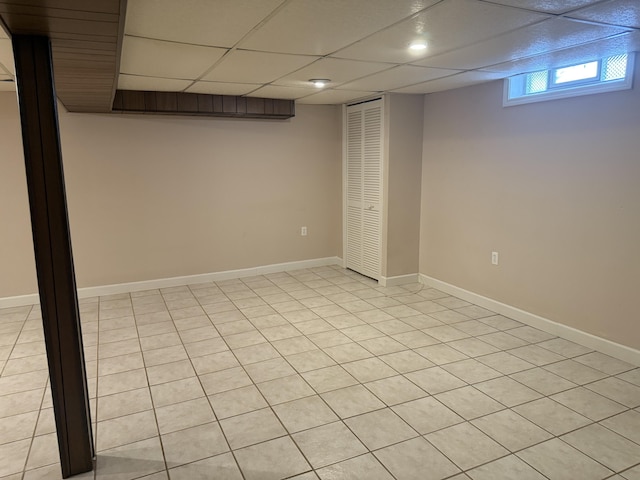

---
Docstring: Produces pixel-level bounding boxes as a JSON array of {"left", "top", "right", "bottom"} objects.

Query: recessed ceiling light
[
  {"left": 409, "top": 42, "right": 427, "bottom": 51},
  {"left": 310, "top": 79, "right": 330, "bottom": 88}
]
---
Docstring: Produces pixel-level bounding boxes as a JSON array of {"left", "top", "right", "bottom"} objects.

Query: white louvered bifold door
[{"left": 346, "top": 99, "right": 382, "bottom": 280}]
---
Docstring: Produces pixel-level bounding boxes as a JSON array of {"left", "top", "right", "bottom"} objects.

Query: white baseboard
[
  {"left": 419, "top": 274, "right": 640, "bottom": 367},
  {"left": 0, "top": 257, "right": 343, "bottom": 309},
  {"left": 379, "top": 273, "right": 420, "bottom": 287}
]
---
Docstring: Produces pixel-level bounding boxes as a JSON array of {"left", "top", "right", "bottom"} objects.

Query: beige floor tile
[
  {"left": 139, "top": 333, "right": 182, "bottom": 352},
  {"left": 379, "top": 350, "right": 433, "bottom": 373},
  {"left": 544, "top": 359, "right": 608, "bottom": 385},
  {"left": 97, "top": 410, "right": 158, "bottom": 451},
  {"left": 415, "top": 344, "right": 469, "bottom": 365},
  {"left": 200, "top": 367, "right": 252, "bottom": 395},
  {"left": 537, "top": 338, "right": 592, "bottom": 358},
  {"left": 293, "top": 421, "right": 367, "bottom": 469},
  {"left": 341, "top": 357, "right": 397, "bottom": 383},
  {"left": 184, "top": 338, "right": 229, "bottom": 358},
  {"left": 215, "top": 320, "right": 256, "bottom": 336},
  {"left": 318, "top": 453, "right": 394, "bottom": 480},
  {"left": 2, "top": 355, "right": 48, "bottom": 377},
  {"left": 220, "top": 408, "right": 286, "bottom": 449},
  {"left": 142, "top": 345, "right": 188, "bottom": 367},
  {"left": 293, "top": 319, "right": 334, "bottom": 335},
  {"left": 392, "top": 396, "right": 463, "bottom": 434},
  {"left": 472, "top": 409, "right": 552, "bottom": 451},
  {"left": 233, "top": 343, "right": 280, "bottom": 365},
  {"left": 475, "top": 376, "right": 542, "bottom": 407},
  {"left": 98, "top": 352, "right": 144, "bottom": 376},
  {"left": 358, "top": 336, "right": 406, "bottom": 356},
  {"left": 562, "top": 424, "right": 640, "bottom": 472},
  {"left": 285, "top": 350, "right": 336, "bottom": 373},
  {"left": 477, "top": 332, "right": 528, "bottom": 350},
  {"left": 467, "top": 454, "right": 547, "bottom": 480},
  {"left": 435, "top": 386, "right": 505, "bottom": 420},
  {"left": 510, "top": 368, "right": 577, "bottom": 396},
  {"left": 455, "top": 305, "right": 494, "bottom": 319},
  {"left": 161, "top": 423, "right": 228, "bottom": 468},
  {"left": 209, "top": 385, "right": 268, "bottom": 419},
  {"left": 601, "top": 410, "right": 640, "bottom": 444},
  {"left": 302, "top": 365, "right": 358, "bottom": 393},
  {"left": 95, "top": 436, "right": 165, "bottom": 479},
  {"left": 34, "top": 408, "right": 55, "bottom": 436},
  {"left": 97, "top": 387, "right": 152, "bottom": 421},
  {"left": 341, "top": 325, "right": 384, "bottom": 342},
  {"left": 168, "top": 452, "right": 242, "bottom": 480},
  {"left": 452, "top": 320, "right": 499, "bottom": 336},
  {"left": 622, "top": 465, "right": 640, "bottom": 480},
  {"left": 146, "top": 360, "right": 195, "bottom": 386},
  {"left": 257, "top": 374, "right": 315, "bottom": 405},
  {"left": 423, "top": 326, "right": 470, "bottom": 343},
  {"left": 428, "top": 310, "right": 470, "bottom": 324},
  {"left": 426, "top": 423, "right": 509, "bottom": 471},
  {"left": 404, "top": 367, "right": 466, "bottom": 395},
  {"left": 155, "top": 397, "right": 215, "bottom": 434},
  {"left": 586, "top": 377, "right": 640, "bottom": 408},
  {"left": 551, "top": 387, "right": 627, "bottom": 421},
  {"left": 517, "top": 438, "right": 612, "bottom": 480},
  {"left": 259, "top": 324, "right": 301, "bottom": 342},
  {"left": 574, "top": 352, "right": 634, "bottom": 375},
  {"left": 177, "top": 325, "right": 220, "bottom": 344},
  {"left": 364, "top": 375, "right": 427, "bottom": 406},
  {"left": 272, "top": 395, "right": 338, "bottom": 433},
  {"left": 191, "top": 351, "right": 239, "bottom": 375},
  {"left": 271, "top": 336, "right": 318, "bottom": 356},
  {"left": 0, "top": 370, "right": 48, "bottom": 396},
  {"left": 618, "top": 369, "right": 640, "bottom": 387},
  {"left": 345, "top": 408, "right": 418, "bottom": 450},
  {"left": 0, "top": 411, "right": 38, "bottom": 445},
  {"left": 150, "top": 377, "right": 204, "bottom": 408},
  {"left": 98, "top": 368, "right": 148, "bottom": 397},
  {"left": 442, "top": 359, "right": 502, "bottom": 384},
  {"left": 136, "top": 321, "right": 177, "bottom": 339},
  {"left": 321, "top": 385, "right": 385, "bottom": 418},
  {"left": 244, "top": 357, "right": 296, "bottom": 383},
  {"left": 448, "top": 338, "right": 500, "bottom": 357},
  {"left": 476, "top": 351, "right": 535, "bottom": 375},
  {"left": 0, "top": 439, "right": 31, "bottom": 477},
  {"left": 235, "top": 436, "right": 311, "bottom": 480},
  {"left": 26, "top": 433, "right": 60, "bottom": 470},
  {"left": 375, "top": 437, "right": 460, "bottom": 480},
  {"left": 307, "top": 330, "right": 351, "bottom": 348},
  {"left": 98, "top": 338, "right": 140, "bottom": 360},
  {"left": 513, "top": 397, "right": 592, "bottom": 436}
]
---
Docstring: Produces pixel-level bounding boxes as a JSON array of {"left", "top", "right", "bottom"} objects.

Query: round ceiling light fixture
[
  {"left": 310, "top": 79, "right": 330, "bottom": 88},
  {"left": 409, "top": 41, "right": 427, "bottom": 51}
]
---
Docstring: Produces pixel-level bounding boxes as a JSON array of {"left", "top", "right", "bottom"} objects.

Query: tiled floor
[{"left": 1, "top": 265, "right": 639, "bottom": 480}]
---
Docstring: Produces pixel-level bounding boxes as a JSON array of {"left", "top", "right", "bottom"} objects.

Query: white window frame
[{"left": 503, "top": 52, "right": 635, "bottom": 107}]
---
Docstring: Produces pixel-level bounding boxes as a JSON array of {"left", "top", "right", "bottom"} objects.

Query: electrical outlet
[
  {"left": 491, "top": 251, "right": 499, "bottom": 265},
  {"left": 301, "top": 226, "right": 308, "bottom": 236}
]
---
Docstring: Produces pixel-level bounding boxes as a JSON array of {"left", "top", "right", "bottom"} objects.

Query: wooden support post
[{"left": 12, "top": 35, "right": 94, "bottom": 478}]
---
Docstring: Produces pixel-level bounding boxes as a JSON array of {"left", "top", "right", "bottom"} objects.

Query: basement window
[{"left": 504, "top": 53, "right": 634, "bottom": 106}]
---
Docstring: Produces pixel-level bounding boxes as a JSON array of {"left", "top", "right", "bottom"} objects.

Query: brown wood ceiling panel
[{"left": 0, "top": 0, "right": 126, "bottom": 112}]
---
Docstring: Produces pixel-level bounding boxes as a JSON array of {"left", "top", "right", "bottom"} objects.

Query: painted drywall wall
[
  {"left": 0, "top": 92, "right": 342, "bottom": 297},
  {"left": 383, "top": 93, "right": 423, "bottom": 278},
  {"left": 420, "top": 63, "right": 640, "bottom": 349}
]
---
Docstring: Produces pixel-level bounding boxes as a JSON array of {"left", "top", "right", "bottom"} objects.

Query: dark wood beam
[
  {"left": 112, "top": 90, "right": 296, "bottom": 119},
  {"left": 12, "top": 35, "right": 94, "bottom": 478}
]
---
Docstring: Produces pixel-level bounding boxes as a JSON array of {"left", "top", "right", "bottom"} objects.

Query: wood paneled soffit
[{"left": 0, "top": 0, "right": 127, "bottom": 112}]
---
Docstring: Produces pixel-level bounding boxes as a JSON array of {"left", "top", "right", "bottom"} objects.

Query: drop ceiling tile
[
  {"left": 118, "top": 74, "right": 193, "bottom": 92},
  {"left": 392, "top": 70, "right": 506, "bottom": 94},
  {"left": 120, "top": 36, "right": 227, "bottom": 80},
  {"left": 247, "top": 85, "right": 318, "bottom": 100},
  {"left": 275, "top": 58, "right": 391, "bottom": 88},
  {"left": 202, "top": 50, "right": 318, "bottom": 84},
  {"left": 0, "top": 80, "right": 14, "bottom": 92},
  {"left": 414, "top": 18, "right": 628, "bottom": 70},
  {"left": 486, "top": 0, "right": 602, "bottom": 14},
  {"left": 486, "top": 31, "right": 640, "bottom": 75},
  {"left": 338, "top": 65, "right": 459, "bottom": 91},
  {"left": 0, "top": 39, "right": 14, "bottom": 75},
  {"left": 569, "top": 0, "right": 640, "bottom": 28},
  {"left": 125, "top": 0, "right": 284, "bottom": 47},
  {"left": 241, "top": 0, "right": 440, "bottom": 55},
  {"left": 186, "top": 81, "right": 261, "bottom": 96},
  {"left": 331, "top": 0, "right": 549, "bottom": 64},
  {"left": 297, "top": 89, "right": 378, "bottom": 105}
]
